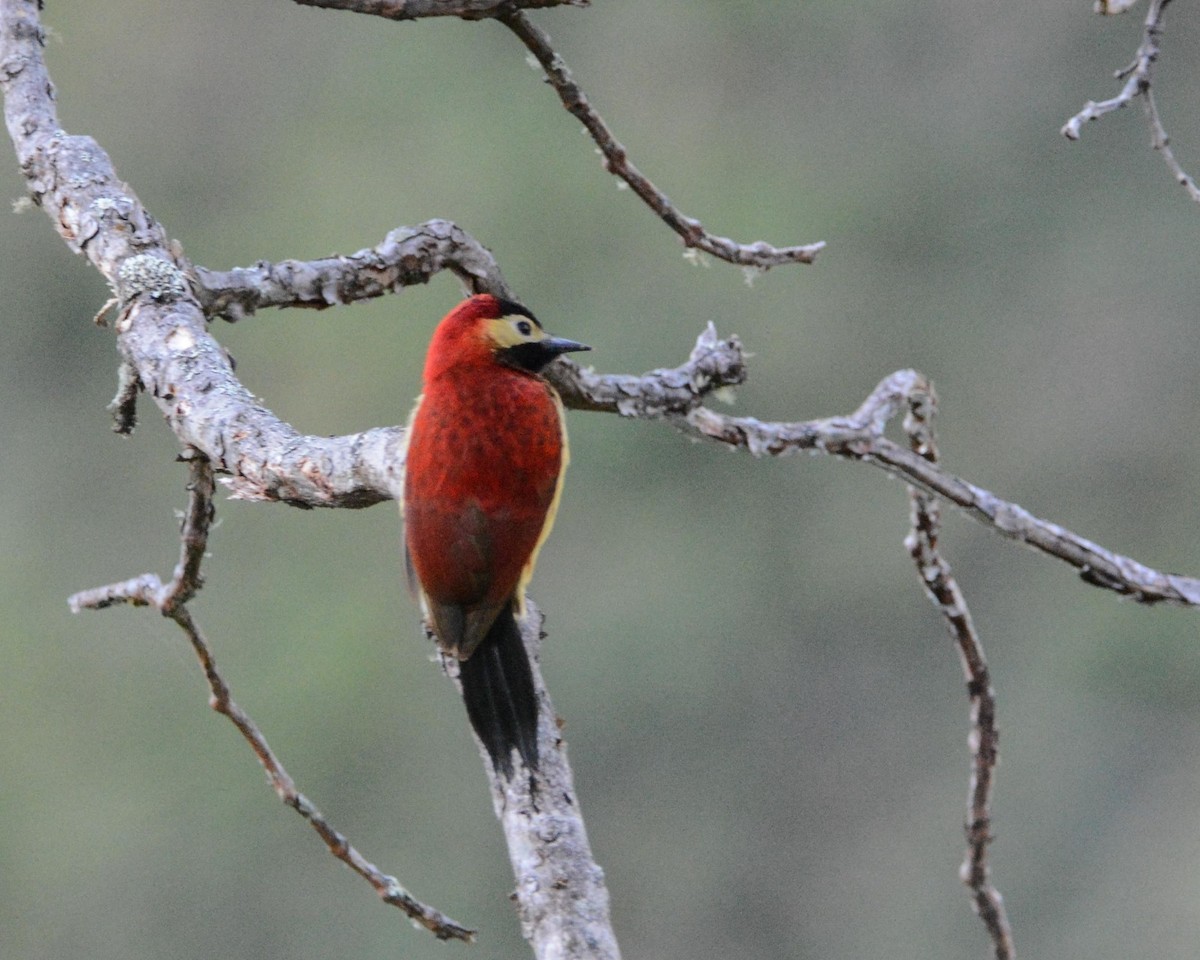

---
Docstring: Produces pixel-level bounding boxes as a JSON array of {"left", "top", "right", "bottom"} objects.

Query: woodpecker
[{"left": 402, "top": 294, "right": 589, "bottom": 777}]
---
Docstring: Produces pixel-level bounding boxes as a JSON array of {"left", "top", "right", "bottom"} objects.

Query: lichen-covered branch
[
  {"left": 192, "top": 220, "right": 512, "bottom": 321},
  {"left": 439, "top": 605, "right": 620, "bottom": 960},
  {"left": 11, "top": 1, "right": 1200, "bottom": 958}
]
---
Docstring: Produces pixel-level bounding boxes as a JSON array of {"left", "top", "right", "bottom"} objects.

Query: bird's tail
[{"left": 458, "top": 606, "right": 539, "bottom": 777}]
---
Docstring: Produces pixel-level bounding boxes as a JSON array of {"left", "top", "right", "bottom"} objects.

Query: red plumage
[{"left": 402, "top": 294, "right": 588, "bottom": 775}]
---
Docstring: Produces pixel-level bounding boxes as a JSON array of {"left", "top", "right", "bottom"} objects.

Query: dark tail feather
[{"left": 458, "top": 607, "right": 539, "bottom": 777}]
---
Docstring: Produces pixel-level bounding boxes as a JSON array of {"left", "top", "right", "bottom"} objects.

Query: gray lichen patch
[{"left": 117, "top": 254, "right": 189, "bottom": 303}]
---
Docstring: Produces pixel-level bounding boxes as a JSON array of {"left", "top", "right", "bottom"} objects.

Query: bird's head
[{"left": 424, "top": 294, "right": 590, "bottom": 381}]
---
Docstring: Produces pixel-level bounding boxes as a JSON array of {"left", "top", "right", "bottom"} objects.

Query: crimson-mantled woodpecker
[{"left": 402, "top": 294, "right": 589, "bottom": 776}]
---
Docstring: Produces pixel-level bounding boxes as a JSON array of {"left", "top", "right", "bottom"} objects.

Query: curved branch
[
  {"left": 192, "top": 220, "right": 512, "bottom": 321},
  {"left": 6, "top": 0, "right": 1194, "bottom": 596},
  {"left": 292, "top": 0, "right": 824, "bottom": 268},
  {"left": 0, "top": 0, "right": 748, "bottom": 511},
  {"left": 10, "top": 3, "right": 1200, "bottom": 958},
  {"left": 1, "top": 5, "right": 616, "bottom": 953},
  {"left": 500, "top": 10, "right": 825, "bottom": 269}
]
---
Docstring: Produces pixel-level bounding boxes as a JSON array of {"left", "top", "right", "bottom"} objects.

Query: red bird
[{"left": 402, "top": 294, "right": 589, "bottom": 776}]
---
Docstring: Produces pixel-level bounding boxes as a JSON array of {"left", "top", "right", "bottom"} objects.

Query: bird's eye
[{"left": 515, "top": 320, "right": 533, "bottom": 336}]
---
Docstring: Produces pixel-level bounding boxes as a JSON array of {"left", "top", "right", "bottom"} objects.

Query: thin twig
[
  {"left": 1143, "top": 86, "right": 1200, "bottom": 201},
  {"left": 176, "top": 604, "right": 475, "bottom": 942},
  {"left": 902, "top": 382, "right": 1014, "bottom": 960},
  {"left": 500, "top": 10, "right": 824, "bottom": 269},
  {"left": 1062, "top": 0, "right": 1200, "bottom": 201},
  {"left": 1061, "top": 0, "right": 1169, "bottom": 139},
  {"left": 66, "top": 450, "right": 211, "bottom": 613},
  {"left": 66, "top": 453, "right": 475, "bottom": 942},
  {"left": 288, "top": 0, "right": 824, "bottom": 269}
]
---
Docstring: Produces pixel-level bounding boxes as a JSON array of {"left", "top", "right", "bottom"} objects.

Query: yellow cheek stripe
[{"left": 485, "top": 316, "right": 547, "bottom": 349}]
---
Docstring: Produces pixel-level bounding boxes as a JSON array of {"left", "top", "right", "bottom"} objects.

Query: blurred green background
[{"left": 5, "top": 1, "right": 1200, "bottom": 958}]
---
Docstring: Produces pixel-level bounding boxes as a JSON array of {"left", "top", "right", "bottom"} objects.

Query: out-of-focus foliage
[{"left": 4, "top": 2, "right": 1200, "bottom": 958}]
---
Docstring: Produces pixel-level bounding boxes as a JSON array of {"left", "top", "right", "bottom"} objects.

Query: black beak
[{"left": 542, "top": 337, "right": 591, "bottom": 357}]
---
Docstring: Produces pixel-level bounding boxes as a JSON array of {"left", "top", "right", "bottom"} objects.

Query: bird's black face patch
[{"left": 500, "top": 341, "right": 563, "bottom": 373}]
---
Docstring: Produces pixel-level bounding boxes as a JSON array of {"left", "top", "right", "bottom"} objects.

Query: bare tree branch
[
  {"left": 1140, "top": 83, "right": 1200, "bottom": 202},
  {"left": 1062, "top": 0, "right": 1200, "bottom": 201},
  {"left": 1062, "top": 0, "right": 1166, "bottom": 139},
  {"left": 192, "top": 220, "right": 513, "bottom": 321},
  {"left": 177, "top": 601, "right": 477, "bottom": 941},
  {"left": 66, "top": 453, "right": 475, "bottom": 941},
  {"left": 293, "top": 0, "right": 824, "bottom": 268},
  {"left": 0, "top": 2, "right": 502, "bottom": 508},
  {"left": 680, "top": 369, "right": 1200, "bottom": 607},
  {"left": 902, "top": 385, "right": 1014, "bottom": 960},
  {"left": 66, "top": 449, "right": 212, "bottom": 614},
  {"left": 437, "top": 607, "right": 622, "bottom": 960},
  {"left": 499, "top": 10, "right": 825, "bottom": 269}
]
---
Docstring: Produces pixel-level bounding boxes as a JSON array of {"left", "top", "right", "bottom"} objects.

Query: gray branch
[
  {"left": 440, "top": 606, "right": 621, "bottom": 960},
  {"left": 902, "top": 387, "right": 1013, "bottom": 959},
  {"left": 66, "top": 453, "right": 475, "bottom": 941},
  {"left": 499, "top": 10, "right": 825, "bottom": 270},
  {"left": 2, "top": 2, "right": 610, "bottom": 953},
  {"left": 1062, "top": 0, "right": 1200, "bottom": 202},
  {"left": 296, "top": 0, "right": 824, "bottom": 269},
  {"left": 681, "top": 371, "right": 1200, "bottom": 608},
  {"left": 192, "top": 220, "right": 513, "bottom": 321}
]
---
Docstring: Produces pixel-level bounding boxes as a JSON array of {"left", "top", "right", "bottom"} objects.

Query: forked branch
[
  {"left": 680, "top": 370, "right": 1200, "bottom": 608},
  {"left": 66, "top": 453, "right": 475, "bottom": 942},
  {"left": 1062, "top": 0, "right": 1200, "bottom": 203}
]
